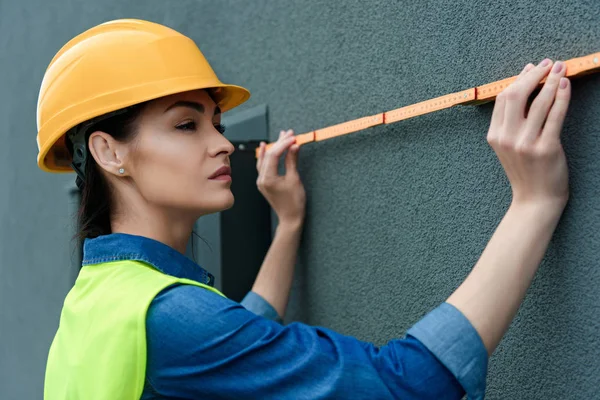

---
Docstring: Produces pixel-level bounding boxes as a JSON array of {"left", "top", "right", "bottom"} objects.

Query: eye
[
  {"left": 176, "top": 121, "right": 196, "bottom": 131},
  {"left": 214, "top": 123, "right": 226, "bottom": 134}
]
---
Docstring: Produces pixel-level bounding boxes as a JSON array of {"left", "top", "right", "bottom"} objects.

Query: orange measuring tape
[{"left": 256, "top": 52, "right": 600, "bottom": 158}]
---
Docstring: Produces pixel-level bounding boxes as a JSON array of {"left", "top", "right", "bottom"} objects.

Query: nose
[{"left": 209, "top": 131, "right": 235, "bottom": 158}]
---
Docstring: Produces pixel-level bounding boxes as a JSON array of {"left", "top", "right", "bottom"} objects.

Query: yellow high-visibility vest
[{"left": 44, "top": 260, "right": 225, "bottom": 399}]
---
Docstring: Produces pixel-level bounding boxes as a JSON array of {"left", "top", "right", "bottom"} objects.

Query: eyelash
[
  {"left": 176, "top": 122, "right": 226, "bottom": 134},
  {"left": 215, "top": 123, "right": 226, "bottom": 134}
]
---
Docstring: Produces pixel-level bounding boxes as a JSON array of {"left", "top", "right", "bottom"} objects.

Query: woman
[{"left": 39, "top": 19, "right": 571, "bottom": 400}]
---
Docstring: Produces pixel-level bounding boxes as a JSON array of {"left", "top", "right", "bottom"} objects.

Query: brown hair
[{"left": 67, "top": 103, "right": 147, "bottom": 240}]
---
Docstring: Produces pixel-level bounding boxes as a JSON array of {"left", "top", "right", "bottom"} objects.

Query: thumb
[{"left": 285, "top": 144, "right": 300, "bottom": 177}]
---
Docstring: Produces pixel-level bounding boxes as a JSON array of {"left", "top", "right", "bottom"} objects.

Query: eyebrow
[{"left": 164, "top": 101, "right": 221, "bottom": 116}]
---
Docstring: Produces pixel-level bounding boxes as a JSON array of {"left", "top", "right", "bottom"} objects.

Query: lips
[{"left": 209, "top": 166, "right": 232, "bottom": 180}]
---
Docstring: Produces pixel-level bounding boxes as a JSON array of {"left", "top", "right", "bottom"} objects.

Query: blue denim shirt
[{"left": 83, "top": 233, "right": 488, "bottom": 399}]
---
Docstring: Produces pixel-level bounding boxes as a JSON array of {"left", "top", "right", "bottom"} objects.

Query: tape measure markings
[
  {"left": 469, "top": 52, "right": 600, "bottom": 105},
  {"left": 563, "top": 52, "right": 599, "bottom": 76},
  {"left": 314, "top": 114, "right": 384, "bottom": 142},
  {"left": 256, "top": 51, "right": 600, "bottom": 158},
  {"left": 385, "top": 89, "right": 476, "bottom": 124}
]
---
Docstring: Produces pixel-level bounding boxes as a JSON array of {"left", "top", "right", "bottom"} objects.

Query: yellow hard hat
[{"left": 36, "top": 19, "right": 251, "bottom": 173}]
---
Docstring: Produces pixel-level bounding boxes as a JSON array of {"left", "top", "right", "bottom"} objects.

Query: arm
[
  {"left": 447, "top": 58, "right": 571, "bottom": 355},
  {"left": 244, "top": 129, "right": 306, "bottom": 320},
  {"left": 249, "top": 220, "right": 302, "bottom": 319},
  {"left": 145, "top": 285, "right": 466, "bottom": 400},
  {"left": 446, "top": 201, "right": 563, "bottom": 355}
]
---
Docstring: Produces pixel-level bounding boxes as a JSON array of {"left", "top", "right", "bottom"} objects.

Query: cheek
[{"left": 131, "top": 136, "right": 232, "bottom": 212}]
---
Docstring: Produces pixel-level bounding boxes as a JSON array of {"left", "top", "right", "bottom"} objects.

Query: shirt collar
[{"left": 82, "top": 233, "right": 215, "bottom": 286}]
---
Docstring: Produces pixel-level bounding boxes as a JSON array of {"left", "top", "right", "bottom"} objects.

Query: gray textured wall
[{"left": 1, "top": 1, "right": 598, "bottom": 399}]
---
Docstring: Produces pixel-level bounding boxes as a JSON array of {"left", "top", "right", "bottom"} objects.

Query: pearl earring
[{"left": 118, "top": 168, "right": 125, "bottom": 174}]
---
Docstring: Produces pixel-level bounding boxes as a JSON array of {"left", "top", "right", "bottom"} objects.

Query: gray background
[{"left": 1, "top": 0, "right": 598, "bottom": 399}]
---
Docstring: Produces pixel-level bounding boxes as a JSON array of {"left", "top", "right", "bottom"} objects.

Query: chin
[
  {"left": 202, "top": 191, "right": 235, "bottom": 213},
  {"left": 221, "top": 191, "right": 235, "bottom": 210}
]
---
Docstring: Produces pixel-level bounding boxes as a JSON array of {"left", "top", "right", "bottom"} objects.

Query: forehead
[{"left": 148, "top": 89, "right": 217, "bottom": 112}]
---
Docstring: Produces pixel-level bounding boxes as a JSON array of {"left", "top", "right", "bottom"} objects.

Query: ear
[{"left": 88, "top": 131, "right": 130, "bottom": 177}]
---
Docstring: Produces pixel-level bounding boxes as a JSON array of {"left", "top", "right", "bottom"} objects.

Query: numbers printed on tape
[{"left": 257, "top": 51, "right": 600, "bottom": 158}]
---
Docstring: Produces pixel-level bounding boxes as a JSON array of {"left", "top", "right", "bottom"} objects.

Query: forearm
[
  {"left": 251, "top": 220, "right": 303, "bottom": 319},
  {"left": 446, "top": 200, "right": 565, "bottom": 355}
]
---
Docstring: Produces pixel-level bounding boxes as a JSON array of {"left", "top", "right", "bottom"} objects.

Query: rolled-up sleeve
[
  {"left": 407, "top": 302, "right": 489, "bottom": 400},
  {"left": 143, "top": 285, "right": 473, "bottom": 400},
  {"left": 240, "top": 290, "right": 283, "bottom": 323}
]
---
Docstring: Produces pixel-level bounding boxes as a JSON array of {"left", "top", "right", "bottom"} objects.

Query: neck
[{"left": 111, "top": 206, "right": 197, "bottom": 254}]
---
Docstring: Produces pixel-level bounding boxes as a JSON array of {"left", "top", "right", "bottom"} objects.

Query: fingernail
[
  {"left": 552, "top": 61, "right": 563, "bottom": 73},
  {"left": 560, "top": 77, "right": 568, "bottom": 89},
  {"left": 540, "top": 58, "right": 551, "bottom": 67}
]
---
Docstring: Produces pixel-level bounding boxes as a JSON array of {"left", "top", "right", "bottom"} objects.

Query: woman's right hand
[
  {"left": 256, "top": 130, "right": 306, "bottom": 227},
  {"left": 486, "top": 58, "right": 571, "bottom": 210}
]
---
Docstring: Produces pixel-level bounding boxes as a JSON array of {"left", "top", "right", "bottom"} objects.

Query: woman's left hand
[{"left": 256, "top": 129, "right": 306, "bottom": 227}]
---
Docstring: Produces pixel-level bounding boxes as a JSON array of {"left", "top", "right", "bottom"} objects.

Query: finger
[
  {"left": 260, "top": 136, "right": 297, "bottom": 179},
  {"left": 256, "top": 142, "right": 266, "bottom": 171},
  {"left": 517, "top": 58, "right": 554, "bottom": 94},
  {"left": 523, "top": 61, "right": 566, "bottom": 142},
  {"left": 504, "top": 59, "right": 553, "bottom": 135},
  {"left": 276, "top": 130, "right": 294, "bottom": 147},
  {"left": 491, "top": 63, "right": 533, "bottom": 130},
  {"left": 280, "top": 130, "right": 293, "bottom": 141},
  {"left": 515, "top": 63, "right": 535, "bottom": 82},
  {"left": 540, "top": 77, "right": 571, "bottom": 142},
  {"left": 261, "top": 130, "right": 295, "bottom": 173},
  {"left": 489, "top": 91, "right": 507, "bottom": 131},
  {"left": 285, "top": 144, "right": 300, "bottom": 177}
]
